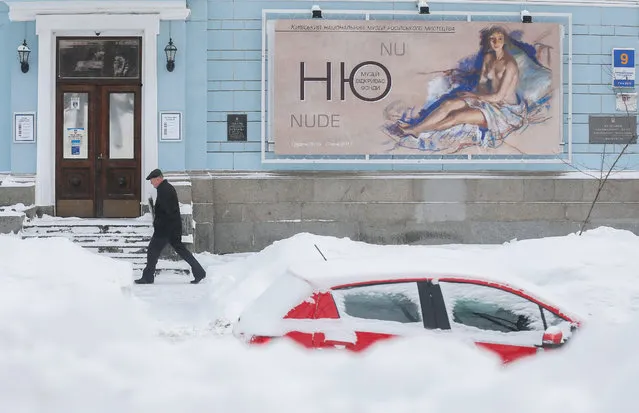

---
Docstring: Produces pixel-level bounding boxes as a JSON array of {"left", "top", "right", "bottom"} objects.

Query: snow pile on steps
[{"left": 20, "top": 214, "right": 191, "bottom": 275}]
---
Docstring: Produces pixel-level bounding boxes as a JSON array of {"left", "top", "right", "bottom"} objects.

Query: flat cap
[{"left": 146, "top": 168, "right": 163, "bottom": 180}]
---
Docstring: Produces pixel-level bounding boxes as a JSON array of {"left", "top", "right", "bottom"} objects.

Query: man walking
[{"left": 135, "top": 169, "right": 207, "bottom": 285}]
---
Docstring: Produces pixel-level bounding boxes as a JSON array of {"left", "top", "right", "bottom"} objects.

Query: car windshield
[{"left": 236, "top": 273, "right": 314, "bottom": 336}]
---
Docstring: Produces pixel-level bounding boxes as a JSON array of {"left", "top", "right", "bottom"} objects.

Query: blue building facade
[{"left": 0, "top": 0, "right": 637, "bottom": 217}]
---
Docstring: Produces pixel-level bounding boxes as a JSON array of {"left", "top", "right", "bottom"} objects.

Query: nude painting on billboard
[
  {"left": 271, "top": 20, "right": 562, "bottom": 156},
  {"left": 381, "top": 25, "right": 557, "bottom": 154}
]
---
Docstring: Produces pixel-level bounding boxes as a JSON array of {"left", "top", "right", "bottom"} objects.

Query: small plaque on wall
[
  {"left": 13, "top": 112, "right": 36, "bottom": 143},
  {"left": 227, "top": 114, "right": 247, "bottom": 141},
  {"left": 589, "top": 115, "right": 637, "bottom": 144},
  {"left": 159, "top": 111, "right": 182, "bottom": 142}
]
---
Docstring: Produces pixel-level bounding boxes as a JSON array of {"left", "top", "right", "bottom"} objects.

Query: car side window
[
  {"left": 439, "top": 281, "right": 544, "bottom": 333},
  {"left": 332, "top": 282, "right": 422, "bottom": 324}
]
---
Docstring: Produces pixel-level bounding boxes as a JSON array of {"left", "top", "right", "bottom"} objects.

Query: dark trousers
[{"left": 141, "top": 232, "right": 206, "bottom": 280}]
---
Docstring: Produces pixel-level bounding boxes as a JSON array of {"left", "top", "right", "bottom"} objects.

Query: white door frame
[
  {"left": 35, "top": 14, "right": 160, "bottom": 208},
  {"left": 4, "top": 1, "right": 190, "bottom": 209}
]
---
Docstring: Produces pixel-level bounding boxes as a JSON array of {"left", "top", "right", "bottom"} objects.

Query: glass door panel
[
  {"left": 62, "top": 92, "right": 89, "bottom": 159},
  {"left": 109, "top": 92, "right": 135, "bottom": 159}
]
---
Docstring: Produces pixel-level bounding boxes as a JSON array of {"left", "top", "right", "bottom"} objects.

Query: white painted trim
[
  {"left": 5, "top": 1, "right": 190, "bottom": 21},
  {"left": 261, "top": 9, "right": 573, "bottom": 165},
  {"left": 33, "top": 13, "right": 161, "bottom": 207}
]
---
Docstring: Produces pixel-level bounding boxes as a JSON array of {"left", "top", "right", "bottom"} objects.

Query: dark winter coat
[{"left": 153, "top": 179, "right": 182, "bottom": 237}]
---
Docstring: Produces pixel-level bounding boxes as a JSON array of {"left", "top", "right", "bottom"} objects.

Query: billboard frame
[{"left": 261, "top": 9, "right": 573, "bottom": 165}]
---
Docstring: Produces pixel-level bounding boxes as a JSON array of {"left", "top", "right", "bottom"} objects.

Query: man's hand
[{"left": 148, "top": 197, "right": 155, "bottom": 219}]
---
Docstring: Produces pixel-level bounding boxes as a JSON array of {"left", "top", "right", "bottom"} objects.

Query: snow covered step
[
  {"left": 106, "top": 252, "right": 148, "bottom": 260},
  {"left": 129, "top": 259, "right": 192, "bottom": 276},
  {"left": 21, "top": 224, "right": 154, "bottom": 236},
  {"left": 130, "top": 260, "right": 191, "bottom": 269},
  {"left": 105, "top": 255, "right": 190, "bottom": 270},
  {"left": 20, "top": 217, "right": 194, "bottom": 273},
  {"left": 23, "top": 217, "right": 152, "bottom": 226},
  {"left": 111, "top": 255, "right": 193, "bottom": 270},
  {"left": 21, "top": 233, "right": 150, "bottom": 241},
  {"left": 21, "top": 234, "right": 149, "bottom": 244},
  {"left": 88, "top": 245, "right": 148, "bottom": 254}
]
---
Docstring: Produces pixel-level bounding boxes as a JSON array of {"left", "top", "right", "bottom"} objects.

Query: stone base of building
[
  {"left": 3, "top": 171, "right": 639, "bottom": 254},
  {"left": 186, "top": 171, "right": 639, "bottom": 254}
]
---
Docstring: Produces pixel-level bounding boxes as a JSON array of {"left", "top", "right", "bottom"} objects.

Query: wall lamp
[
  {"left": 312, "top": 5, "right": 322, "bottom": 18},
  {"left": 164, "top": 38, "right": 177, "bottom": 72},
  {"left": 418, "top": 0, "right": 430, "bottom": 14},
  {"left": 521, "top": 9, "right": 532, "bottom": 23},
  {"left": 17, "top": 39, "right": 30, "bottom": 73}
]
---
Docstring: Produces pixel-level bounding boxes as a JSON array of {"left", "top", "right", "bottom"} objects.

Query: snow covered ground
[{"left": 1, "top": 227, "right": 638, "bottom": 412}]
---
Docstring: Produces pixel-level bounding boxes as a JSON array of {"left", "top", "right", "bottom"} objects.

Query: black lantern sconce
[
  {"left": 311, "top": 5, "right": 322, "bottom": 18},
  {"left": 164, "top": 38, "right": 177, "bottom": 72},
  {"left": 417, "top": 0, "right": 430, "bottom": 14},
  {"left": 17, "top": 39, "right": 31, "bottom": 73}
]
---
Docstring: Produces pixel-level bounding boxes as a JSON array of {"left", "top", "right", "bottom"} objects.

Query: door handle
[{"left": 97, "top": 153, "right": 104, "bottom": 160}]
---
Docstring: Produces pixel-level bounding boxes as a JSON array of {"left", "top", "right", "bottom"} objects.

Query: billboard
[{"left": 270, "top": 20, "right": 563, "bottom": 156}]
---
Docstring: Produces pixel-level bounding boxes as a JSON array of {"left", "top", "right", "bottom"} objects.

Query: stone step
[
  {"left": 22, "top": 217, "right": 154, "bottom": 236},
  {"left": 22, "top": 225, "right": 154, "bottom": 236},
  {"left": 104, "top": 252, "right": 148, "bottom": 260},
  {"left": 23, "top": 217, "right": 152, "bottom": 226},
  {"left": 105, "top": 254, "right": 191, "bottom": 266},
  {"left": 20, "top": 233, "right": 192, "bottom": 250},
  {"left": 94, "top": 245, "right": 148, "bottom": 254},
  {"left": 21, "top": 234, "right": 150, "bottom": 244},
  {"left": 95, "top": 255, "right": 191, "bottom": 275},
  {"left": 20, "top": 217, "right": 194, "bottom": 270},
  {"left": 128, "top": 259, "right": 191, "bottom": 275},
  {"left": 130, "top": 260, "right": 190, "bottom": 269},
  {"left": 21, "top": 229, "right": 192, "bottom": 242},
  {"left": 107, "top": 253, "right": 194, "bottom": 265},
  {"left": 21, "top": 235, "right": 193, "bottom": 262}
]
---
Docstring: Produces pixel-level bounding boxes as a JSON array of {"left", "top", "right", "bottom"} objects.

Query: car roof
[
  {"left": 287, "top": 257, "right": 518, "bottom": 289},
  {"left": 286, "top": 257, "right": 584, "bottom": 321}
]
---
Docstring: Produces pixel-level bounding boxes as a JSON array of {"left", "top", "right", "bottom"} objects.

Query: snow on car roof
[
  {"left": 286, "top": 256, "right": 584, "bottom": 320},
  {"left": 288, "top": 256, "right": 518, "bottom": 288}
]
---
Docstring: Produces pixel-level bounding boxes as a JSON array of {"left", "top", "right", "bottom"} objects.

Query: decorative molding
[{"left": 4, "top": 1, "right": 190, "bottom": 21}]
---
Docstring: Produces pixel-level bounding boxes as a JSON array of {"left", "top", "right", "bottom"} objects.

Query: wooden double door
[{"left": 56, "top": 83, "right": 141, "bottom": 218}]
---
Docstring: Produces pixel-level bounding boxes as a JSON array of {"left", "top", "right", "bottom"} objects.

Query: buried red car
[{"left": 233, "top": 259, "right": 583, "bottom": 363}]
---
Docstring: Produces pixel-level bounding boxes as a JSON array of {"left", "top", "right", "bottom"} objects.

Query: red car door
[{"left": 434, "top": 279, "right": 571, "bottom": 363}]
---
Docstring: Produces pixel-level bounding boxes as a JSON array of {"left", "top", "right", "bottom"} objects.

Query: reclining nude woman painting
[{"left": 381, "top": 25, "right": 559, "bottom": 155}]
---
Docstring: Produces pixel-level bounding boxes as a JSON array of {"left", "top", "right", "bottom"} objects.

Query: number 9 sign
[
  {"left": 613, "top": 48, "right": 635, "bottom": 68},
  {"left": 620, "top": 53, "right": 629, "bottom": 66},
  {"left": 613, "top": 48, "right": 635, "bottom": 88}
]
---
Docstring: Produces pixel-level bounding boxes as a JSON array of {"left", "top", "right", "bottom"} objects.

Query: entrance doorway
[{"left": 55, "top": 37, "right": 142, "bottom": 218}]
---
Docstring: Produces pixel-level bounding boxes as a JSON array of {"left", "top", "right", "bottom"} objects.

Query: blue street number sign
[{"left": 612, "top": 48, "right": 635, "bottom": 88}]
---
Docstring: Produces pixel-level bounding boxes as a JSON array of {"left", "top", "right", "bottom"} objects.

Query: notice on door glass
[
  {"left": 64, "top": 127, "right": 88, "bottom": 159},
  {"left": 70, "top": 96, "right": 81, "bottom": 110}
]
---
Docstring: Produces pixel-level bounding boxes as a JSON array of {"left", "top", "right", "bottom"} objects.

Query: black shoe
[
  {"left": 135, "top": 277, "right": 154, "bottom": 284},
  {"left": 190, "top": 272, "right": 206, "bottom": 284}
]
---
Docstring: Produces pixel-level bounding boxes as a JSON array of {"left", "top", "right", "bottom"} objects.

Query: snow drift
[{"left": 1, "top": 229, "right": 638, "bottom": 412}]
